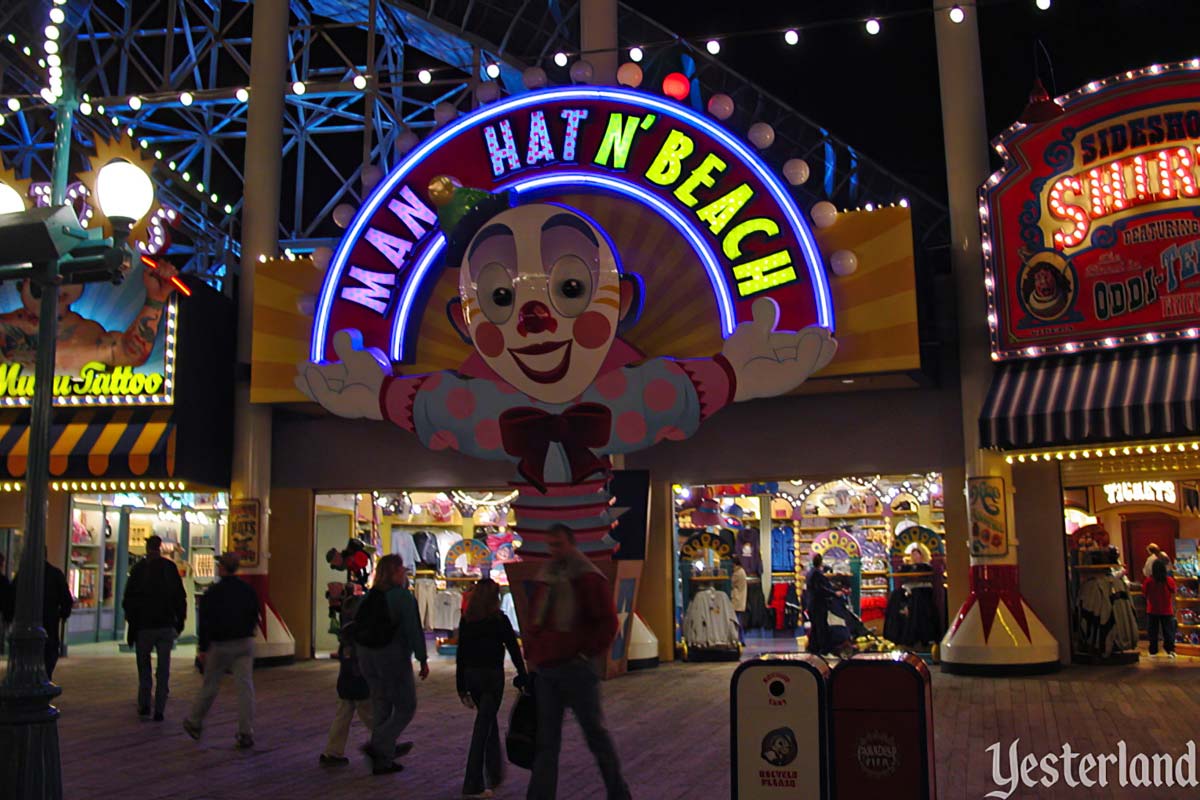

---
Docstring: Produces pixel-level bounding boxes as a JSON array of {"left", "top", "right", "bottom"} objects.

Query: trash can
[
  {"left": 828, "top": 652, "right": 936, "bottom": 800},
  {"left": 731, "top": 654, "right": 830, "bottom": 799}
]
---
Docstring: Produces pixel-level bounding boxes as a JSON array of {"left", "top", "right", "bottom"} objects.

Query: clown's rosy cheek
[
  {"left": 572, "top": 310, "right": 612, "bottom": 350},
  {"left": 475, "top": 321, "right": 505, "bottom": 357}
]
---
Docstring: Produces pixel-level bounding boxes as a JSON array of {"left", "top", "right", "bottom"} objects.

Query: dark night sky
[{"left": 626, "top": 0, "right": 1200, "bottom": 203}]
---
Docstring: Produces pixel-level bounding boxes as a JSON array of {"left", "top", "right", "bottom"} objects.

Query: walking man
[
  {"left": 524, "top": 524, "right": 630, "bottom": 800},
  {"left": 122, "top": 534, "right": 187, "bottom": 720},
  {"left": 183, "top": 552, "right": 260, "bottom": 749},
  {"left": 2, "top": 549, "right": 73, "bottom": 680}
]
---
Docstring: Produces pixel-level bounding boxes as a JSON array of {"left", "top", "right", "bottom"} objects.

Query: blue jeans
[
  {"left": 136, "top": 627, "right": 176, "bottom": 714},
  {"left": 527, "top": 659, "right": 630, "bottom": 800},
  {"left": 462, "top": 667, "right": 504, "bottom": 795},
  {"left": 1147, "top": 614, "right": 1176, "bottom": 654}
]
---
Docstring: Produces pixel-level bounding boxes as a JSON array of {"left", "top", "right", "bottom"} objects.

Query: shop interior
[
  {"left": 672, "top": 474, "right": 949, "bottom": 661},
  {"left": 313, "top": 489, "right": 519, "bottom": 658},
  {"left": 64, "top": 487, "right": 227, "bottom": 646},
  {"left": 1062, "top": 475, "right": 1200, "bottom": 661}
]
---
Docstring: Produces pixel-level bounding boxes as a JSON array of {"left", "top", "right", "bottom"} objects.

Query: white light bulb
[
  {"left": 1036, "top": 0, "right": 1051, "bottom": 9},
  {"left": 179, "top": 91, "right": 193, "bottom": 106},
  {"left": 40, "top": 87, "right": 55, "bottom": 103},
  {"left": 418, "top": 69, "right": 432, "bottom": 84},
  {"left": 129, "top": 95, "right": 142, "bottom": 110},
  {"left": 235, "top": 87, "right": 249, "bottom": 102},
  {"left": 553, "top": 52, "right": 568, "bottom": 68},
  {"left": 181, "top": 171, "right": 190, "bottom": 181},
  {"left": 0, "top": 182, "right": 27, "bottom": 214},
  {"left": 629, "top": 46, "right": 643, "bottom": 63},
  {"left": 292, "top": 80, "right": 306, "bottom": 95},
  {"left": 47, "top": 53, "right": 60, "bottom": 67},
  {"left": 785, "top": 29, "right": 799, "bottom": 46},
  {"left": 196, "top": 182, "right": 204, "bottom": 192},
  {"left": 210, "top": 193, "right": 217, "bottom": 203},
  {"left": 6, "top": 98, "right": 19, "bottom": 112},
  {"left": 865, "top": 18, "right": 881, "bottom": 35},
  {"left": 224, "top": 204, "right": 233, "bottom": 214},
  {"left": 706, "top": 39, "right": 721, "bottom": 55},
  {"left": 485, "top": 63, "right": 500, "bottom": 79},
  {"left": 44, "top": 39, "right": 58, "bottom": 55},
  {"left": 95, "top": 159, "right": 155, "bottom": 222},
  {"left": 49, "top": 7, "right": 65, "bottom": 23},
  {"left": 949, "top": 5, "right": 965, "bottom": 23},
  {"left": 44, "top": 25, "right": 59, "bottom": 41},
  {"left": 352, "top": 74, "right": 367, "bottom": 90}
]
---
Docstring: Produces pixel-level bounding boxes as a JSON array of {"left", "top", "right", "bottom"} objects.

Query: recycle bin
[
  {"left": 731, "top": 655, "right": 829, "bottom": 799},
  {"left": 828, "top": 652, "right": 936, "bottom": 800}
]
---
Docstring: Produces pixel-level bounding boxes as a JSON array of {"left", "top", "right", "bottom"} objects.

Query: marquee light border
[
  {"left": 0, "top": 298, "right": 178, "bottom": 408},
  {"left": 979, "top": 58, "right": 1200, "bottom": 362},
  {"left": 312, "top": 85, "right": 835, "bottom": 364}
]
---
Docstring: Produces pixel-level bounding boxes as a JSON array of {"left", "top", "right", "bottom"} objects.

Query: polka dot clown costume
[{"left": 297, "top": 177, "right": 837, "bottom": 558}]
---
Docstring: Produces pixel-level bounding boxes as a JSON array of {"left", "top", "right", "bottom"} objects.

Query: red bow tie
[{"left": 499, "top": 403, "right": 612, "bottom": 492}]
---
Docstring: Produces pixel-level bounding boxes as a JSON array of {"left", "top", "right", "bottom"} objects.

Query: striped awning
[
  {"left": 980, "top": 342, "right": 1200, "bottom": 450},
  {"left": 0, "top": 409, "right": 176, "bottom": 479}
]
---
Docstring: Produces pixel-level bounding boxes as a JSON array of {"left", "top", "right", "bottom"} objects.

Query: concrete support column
[
  {"left": 580, "top": 0, "right": 618, "bottom": 85},
  {"left": 642, "top": 480, "right": 676, "bottom": 662},
  {"left": 234, "top": 0, "right": 293, "bottom": 659},
  {"left": 934, "top": 1, "right": 1058, "bottom": 672}
]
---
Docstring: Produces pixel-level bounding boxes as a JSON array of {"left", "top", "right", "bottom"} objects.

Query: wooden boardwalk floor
[{"left": 8, "top": 646, "right": 1200, "bottom": 799}]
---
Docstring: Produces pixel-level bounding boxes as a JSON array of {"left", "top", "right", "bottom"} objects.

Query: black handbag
[{"left": 506, "top": 684, "right": 538, "bottom": 769}]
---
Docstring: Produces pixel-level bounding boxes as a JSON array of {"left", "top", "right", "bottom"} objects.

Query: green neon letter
[
  {"left": 732, "top": 251, "right": 797, "bottom": 297},
  {"left": 643, "top": 129, "right": 695, "bottom": 186},
  {"left": 594, "top": 113, "right": 645, "bottom": 170},
  {"left": 673, "top": 153, "right": 728, "bottom": 208},
  {"left": 722, "top": 217, "right": 780, "bottom": 259},
  {"left": 696, "top": 183, "right": 753, "bottom": 235}
]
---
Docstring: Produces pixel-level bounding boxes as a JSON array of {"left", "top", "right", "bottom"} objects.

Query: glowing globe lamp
[{"left": 662, "top": 72, "right": 690, "bottom": 101}]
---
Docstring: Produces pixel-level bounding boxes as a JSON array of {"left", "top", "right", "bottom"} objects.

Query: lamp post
[{"left": 0, "top": 150, "right": 154, "bottom": 798}]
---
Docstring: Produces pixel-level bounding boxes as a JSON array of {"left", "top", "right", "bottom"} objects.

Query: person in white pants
[{"left": 183, "top": 552, "right": 260, "bottom": 749}]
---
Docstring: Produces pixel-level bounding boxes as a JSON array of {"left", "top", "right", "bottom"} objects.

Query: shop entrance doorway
[{"left": 1122, "top": 513, "right": 1178, "bottom": 573}]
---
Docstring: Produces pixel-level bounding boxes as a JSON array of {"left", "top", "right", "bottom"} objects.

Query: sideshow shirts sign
[{"left": 981, "top": 62, "right": 1200, "bottom": 359}]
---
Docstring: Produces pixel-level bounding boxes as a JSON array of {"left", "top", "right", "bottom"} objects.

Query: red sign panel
[{"left": 981, "top": 61, "right": 1200, "bottom": 359}]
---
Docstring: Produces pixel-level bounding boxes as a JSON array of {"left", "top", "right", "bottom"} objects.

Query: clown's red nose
[{"left": 517, "top": 301, "right": 557, "bottom": 336}]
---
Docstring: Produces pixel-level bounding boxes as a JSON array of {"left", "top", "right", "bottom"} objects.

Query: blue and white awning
[{"left": 980, "top": 343, "right": 1200, "bottom": 450}]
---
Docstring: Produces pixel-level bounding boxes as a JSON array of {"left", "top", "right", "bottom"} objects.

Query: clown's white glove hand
[
  {"left": 722, "top": 297, "right": 837, "bottom": 402},
  {"left": 294, "top": 330, "right": 388, "bottom": 420}
]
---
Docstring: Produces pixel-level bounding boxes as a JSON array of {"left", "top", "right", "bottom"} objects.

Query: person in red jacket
[
  {"left": 524, "top": 524, "right": 630, "bottom": 800},
  {"left": 1143, "top": 557, "right": 1177, "bottom": 659}
]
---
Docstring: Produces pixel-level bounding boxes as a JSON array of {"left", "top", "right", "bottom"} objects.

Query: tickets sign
[
  {"left": 981, "top": 61, "right": 1200, "bottom": 359},
  {"left": 311, "top": 86, "right": 833, "bottom": 366}
]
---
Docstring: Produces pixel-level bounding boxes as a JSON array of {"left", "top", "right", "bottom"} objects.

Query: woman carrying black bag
[{"left": 456, "top": 579, "right": 528, "bottom": 799}]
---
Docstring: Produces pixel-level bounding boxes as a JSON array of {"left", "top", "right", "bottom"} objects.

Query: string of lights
[{"left": 0, "top": 0, "right": 1054, "bottom": 121}]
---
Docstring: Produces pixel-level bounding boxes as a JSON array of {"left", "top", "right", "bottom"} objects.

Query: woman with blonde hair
[{"left": 456, "top": 578, "right": 528, "bottom": 798}]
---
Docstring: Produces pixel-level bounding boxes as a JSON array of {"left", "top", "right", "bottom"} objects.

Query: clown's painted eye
[
  {"left": 476, "top": 262, "right": 516, "bottom": 324},
  {"left": 549, "top": 254, "right": 593, "bottom": 318}
]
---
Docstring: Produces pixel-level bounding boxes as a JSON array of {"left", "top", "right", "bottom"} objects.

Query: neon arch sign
[{"left": 312, "top": 85, "right": 834, "bottom": 364}]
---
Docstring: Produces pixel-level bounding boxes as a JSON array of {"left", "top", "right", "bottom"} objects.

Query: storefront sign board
[
  {"left": 981, "top": 62, "right": 1200, "bottom": 359},
  {"left": 228, "top": 499, "right": 261, "bottom": 568}
]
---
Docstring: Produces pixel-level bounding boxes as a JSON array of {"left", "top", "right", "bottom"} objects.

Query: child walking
[
  {"left": 456, "top": 579, "right": 528, "bottom": 799},
  {"left": 320, "top": 595, "right": 373, "bottom": 765}
]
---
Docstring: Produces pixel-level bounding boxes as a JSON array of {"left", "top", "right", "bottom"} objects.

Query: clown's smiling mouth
[{"left": 508, "top": 339, "right": 573, "bottom": 384}]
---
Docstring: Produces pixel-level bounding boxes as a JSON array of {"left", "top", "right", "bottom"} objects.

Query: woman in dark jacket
[
  {"left": 319, "top": 595, "right": 373, "bottom": 766},
  {"left": 456, "top": 579, "right": 528, "bottom": 799}
]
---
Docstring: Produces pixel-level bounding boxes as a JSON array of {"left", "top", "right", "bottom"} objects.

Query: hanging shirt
[{"left": 770, "top": 527, "right": 794, "bottom": 573}]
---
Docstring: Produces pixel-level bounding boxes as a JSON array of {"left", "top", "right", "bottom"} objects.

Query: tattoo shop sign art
[
  {"left": 0, "top": 138, "right": 181, "bottom": 407},
  {"left": 0, "top": 269, "right": 179, "bottom": 407}
]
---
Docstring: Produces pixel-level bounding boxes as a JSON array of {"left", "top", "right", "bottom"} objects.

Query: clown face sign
[{"left": 298, "top": 87, "right": 836, "bottom": 558}]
